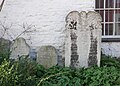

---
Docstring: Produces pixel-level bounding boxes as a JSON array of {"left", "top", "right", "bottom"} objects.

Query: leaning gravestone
[
  {"left": 0, "top": 38, "right": 11, "bottom": 56},
  {"left": 65, "top": 11, "right": 102, "bottom": 68},
  {"left": 37, "top": 46, "right": 57, "bottom": 68},
  {"left": 10, "top": 37, "right": 30, "bottom": 59}
]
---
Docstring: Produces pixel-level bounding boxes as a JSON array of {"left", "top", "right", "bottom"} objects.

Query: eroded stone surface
[
  {"left": 65, "top": 11, "right": 80, "bottom": 68},
  {"left": 65, "top": 11, "right": 102, "bottom": 68},
  {"left": 10, "top": 37, "right": 30, "bottom": 59},
  {"left": 0, "top": 38, "right": 11, "bottom": 56},
  {"left": 37, "top": 46, "right": 57, "bottom": 68}
]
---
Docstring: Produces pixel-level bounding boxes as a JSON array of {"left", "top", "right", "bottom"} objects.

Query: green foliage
[
  {"left": 101, "top": 54, "right": 120, "bottom": 68},
  {"left": 37, "top": 66, "right": 120, "bottom": 86},
  {"left": 36, "top": 64, "right": 46, "bottom": 78},
  {"left": 0, "top": 54, "right": 120, "bottom": 86},
  {"left": 37, "top": 55, "right": 120, "bottom": 86},
  {"left": 0, "top": 51, "right": 10, "bottom": 64},
  {"left": 0, "top": 46, "right": 10, "bottom": 64},
  {"left": 0, "top": 59, "right": 18, "bottom": 86},
  {"left": 0, "top": 57, "right": 38, "bottom": 86},
  {"left": 14, "top": 57, "right": 38, "bottom": 86}
]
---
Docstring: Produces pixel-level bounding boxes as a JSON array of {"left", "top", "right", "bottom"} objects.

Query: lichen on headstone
[
  {"left": 88, "top": 32, "right": 98, "bottom": 66},
  {"left": 65, "top": 11, "right": 102, "bottom": 68},
  {"left": 65, "top": 11, "right": 80, "bottom": 68}
]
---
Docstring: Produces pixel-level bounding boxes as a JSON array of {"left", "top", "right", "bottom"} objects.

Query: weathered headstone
[
  {"left": 0, "top": 38, "right": 11, "bottom": 57},
  {"left": 65, "top": 11, "right": 102, "bottom": 68},
  {"left": 37, "top": 46, "right": 57, "bottom": 68},
  {"left": 10, "top": 37, "right": 30, "bottom": 59}
]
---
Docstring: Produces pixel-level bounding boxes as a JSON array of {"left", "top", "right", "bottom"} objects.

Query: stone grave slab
[
  {"left": 37, "top": 46, "right": 57, "bottom": 68},
  {"left": 10, "top": 37, "right": 30, "bottom": 59},
  {"left": 65, "top": 11, "right": 102, "bottom": 68}
]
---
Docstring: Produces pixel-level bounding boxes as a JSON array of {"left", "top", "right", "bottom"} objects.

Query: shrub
[
  {"left": 37, "top": 55, "right": 120, "bottom": 86},
  {"left": 0, "top": 57, "right": 38, "bottom": 86},
  {"left": 101, "top": 54, "right": 120, "bottom": 68},
  {"left": 14, "top": 57, "right": 38, "bottom": 86},
  {"left": 37, "top": 66, "right": 120, "bottom": 86},
  {"left": 0, "top": 54, "right": 120, "bottom": 86},
  {"left": 0, "top": 59, "right": 18, "bottom": 86}
]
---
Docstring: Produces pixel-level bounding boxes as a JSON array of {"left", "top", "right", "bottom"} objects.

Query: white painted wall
[
  {"left": 102, "top": 42, "right": 120, "bottom": 58},
  {"left": 0, "top": 0, "right": 95, "bottom": 49},
  {"left": 1, "top": 0, "right": 120, "bottom": 58}
]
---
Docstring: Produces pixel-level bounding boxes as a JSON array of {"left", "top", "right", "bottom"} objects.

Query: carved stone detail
[{"left": 65, "top": 11, "right": 102, "bottom": 68}]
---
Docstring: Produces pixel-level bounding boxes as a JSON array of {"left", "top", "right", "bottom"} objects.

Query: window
[{"left": 95, "top": 0, "right": 120, "bottom": 39}]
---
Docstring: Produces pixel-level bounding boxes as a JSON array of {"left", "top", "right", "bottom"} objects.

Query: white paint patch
[{"left": 0, "top": 0, "right": 95, "bottom": 49}]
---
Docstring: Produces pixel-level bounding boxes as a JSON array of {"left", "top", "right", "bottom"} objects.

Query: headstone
[
  {"left": 37, "top": 46, "right": 57, "bottom": 68},
  {"left": 65, "top": 11, "right": 102, "bottom": 68},
  {"left": 10, "top": 37, "right": 30, "bottom": 59},
  {"left": 0, "top": 38, "right": 11, "bottom": 57}
]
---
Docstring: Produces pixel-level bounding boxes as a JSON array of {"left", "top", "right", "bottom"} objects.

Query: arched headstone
[
  {"left": 37, "top": 46, "right": 57, "bottom": 68},
  {"left": 10, "top": 37, "right": 30, "bottom": 59},
  {"left": 65, "top": 11, "right": 102, "bottom": 68}
]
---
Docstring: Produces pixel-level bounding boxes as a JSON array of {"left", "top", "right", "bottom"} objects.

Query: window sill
[{"left": 102, "top": 38, "right": 120, "bottom": 42}]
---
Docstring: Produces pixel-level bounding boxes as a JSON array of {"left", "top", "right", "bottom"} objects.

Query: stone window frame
[{"left": 95, "top": 0, "right": 120, "bottom": 42}]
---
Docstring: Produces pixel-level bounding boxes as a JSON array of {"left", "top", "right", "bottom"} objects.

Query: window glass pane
[
  {"left": 95, "top": 0, "right": 104, "bottom": 8},
  {"left": 100, "top": 10, "right": 104, "bottom": 22},
  {"left": 116, "top": 0, "right": 120, "bottom": 8},
  {"left": 106, "top": 0, "right": 114, "bottom": 8},
  {"left": 95, "top": 0, "right": 99, "bottom": 8},
  {"left": 105, "top": 23, "right": 113, "bottom": 35},
  {"left": 95, "top": 0, "right": 119, "bottom": 36},
  {"left": 102, "top": 24, "right": 104, "bottom": 35},
  {"left": 115, "top": 9, "right": 120, "bottom": 22},
  {"left": 105, "top": 10, "right": 114, "bottom": 22},
  {"left": 115, "top": 23, "right": 120, "bottom": 35},
  {"left": 100, "top": 0, "right": 104, "bottom": 8}
]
